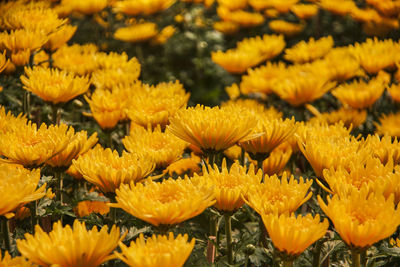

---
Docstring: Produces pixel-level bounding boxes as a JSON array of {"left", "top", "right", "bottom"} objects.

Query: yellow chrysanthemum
[
  {"left": 213, "top": 21, "right": 240, "bottom": 34},
  {"left": 0, "top": 122, "right": 70, "bottom": 167},
  {"left": 297, "top": 122, "right": 370, "bottom": 178},
  {"left": 123, "top": 126, "right": 187, "bottom": 168},
  {"left": 111, "top": 177, "right": 215, "bottom": 226},
  {"left": 306, "top": 105, "right": 367, "bottom": 128},
  {"left": 113, "top": 0, "right": 175, "bottom": 15},
  {"left": 125, "top": 81, "right": 189, "bottom": 128},
  {"left": 17, "top": 220, "right": 123, "bottom": 267},
  {"left": 217, "top": 7, "right": 265, "bottom": 27},
  {"left": 72, "top": 145, "right": 155, "bottom": 193},
  {"left": 318, "top": 0, "right": 356, "bottom": 16},
  {"left": 0, "top": 107, "right": 27, "bottom": 133},
  {"left": 263, "top": 146, "right": 292, "bottom": 176},
  {"left": 290, "top": 4, "right": 318, "bottom": 19},
  {"left": 318, "top": 188, "right": 400, "bottom": 249},
  {"left": 240, "top": 117, "right": 297, "bottom": 157},
  {"left": 0, "top": 252, "right": 36, "bottom": 267},
  {"left": 85, "top": 88, "right": 126, "bottom": 130},
  {"left": 1, "top": 29, "right": 48, "bottom": 52},
  {"left": 363, "top": 134, "right": 400, "bottom": 165},
  {"left": 262, "top": 213, "right": 328, "bottom": 257},
  {"left": 240, "top": 62, "right": 286, "bottom": 95},
  {"left": 114, "top": 23, "right": 159, "bottom": 43},
  {"left": 61, "top": 0, "right": 108, "bottom": 14},
  {"left": 115, "top": 233, "right": 195, "bottom": 267},
  {"left": 272, "top": 69, "right": 336, "bottom": 106},
  {"left": 249, "top": 0, "right": 299, "bottom": 12},
  {"left": 192, "top": 160, "right": 262, "bottom": 212},
  {"left": 268, "top": 20, "right": 304, "bottom": 36},
  {"left": 350, "top": 38, "right": 400, "bottom": 74},
  {"left": 0, "top": 163, "right": 46, "bottom": 218},
  {"left": 284, "top": 36, "right": 333, "bottom": 63},
  {"left": 46, "top": 130, "right": 98, "bottom": 168},
  {"left": 10, "top": 49, "right": 30, "bottom": 66},
  {"left": 375, "top": 112, "right": 400, "bottom": 137},
  {"left": 0, "top": 51, "right": 9, "bottom": 74},
  {"left": 217, "top": 0, "right": 247, "bottom": 10},
  {"left": 322, "top": 157, "right": 400, "bottom": 203},
  {"left": 163, "top": 153, "right": 201, "bottom": 176},
  {"left": 332, "top": 74, "right": 386, "bottom": 109},
  {"left": 244, "top": 172, "right": 313, "bottom": 215},
  {"left": 221, "top": 99, "right": 283, "bottom": 119},
  {"left": 168, "top": 104, "right": 258, "bottom": 152},
  {"left": 21, "top": 66, "right": 90, "bottom": 104},
  {"left": 237, "top": 34, "right": 286, "bottom": 61},
  {"left": 211, "top": 48, "right": 264, "bottom": 74},
  {"left": 75, "top": 200, "right": 110, "bottom": 217},
  {"left": 44, "top": 24, "right": 77, "bottom": 51},
  {"left": 388, "top": 83, "right": 400, "bottom": 103},
  {"left": 52, "top": 44, "right": 100, "bottom": 76}
]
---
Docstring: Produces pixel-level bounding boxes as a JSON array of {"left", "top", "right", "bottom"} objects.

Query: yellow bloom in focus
[
  {"left": 113, "top": 0, "right": 175, "bottom": 16},
  {"left": 17, "top": 220, "right": 123, "bottom": 267},
  {"left": 388, "top": 83, "right": 400, "bottom": 103},
  {"left": 0, "top": 252, "right": 36, "bottom": 267},
  {"left": 123, "top": 126, "right": 187, "bottom": 168},
  {"left": 62, "top": 0, "right": 108, "bottom": 14},
  {"left": 244, "top": 172, "right": 313, "bottom": 215},
  {"left": 72, "top": 145, "right": 155, "bottom": 193},
  {"left": 85, "top": 89, "right": 126, "bottom": 130},
  {"left": 213, "top": 21, "right": 240, "bottom": 35},
  {"left": 75, "top": 200, "right": 110, "bottom": 217},
  {"left": 268, "top": 20, "right": 304, "bottom": 36},
  {"left": 192, "top": 160, "right": 262, "bottom": 212},
  {"left": 263, "top": 146, "right": 292, "bottom": 176},
  {"left": 332, "top": 75, "right": 386, "bottom": 109},
  {"left": 375, "top": 112, "right": 400, "bottom": 137},
  {"left": 240, "top": 62, "right": 286, "bottom": 96},
  {"left": 350, "top": 38, "right": 400, "bottom": 74},
  {"left": 0, "top": 163, "right": 46, "bottom": 218},
  {"left": 111, "top": 177, "right": 215, "bottom": 226},
  {"left": 290, "top": 4, "right": 318, "bottom": 19},
  {"left": 10, "top": 49, "right": 30, "bottom": 66},
  {"left": 0, "top": 107, "right": 27, "bottom": 133},
  {"left": 318, "top": 188, "right": 400, "bottom": 249},
  {"left": 2, "top": 29, "right": 48, "bottom": 52},
  {"left": 272, "top": 70, "right": 336, "bottom": 106},
  {"left": 44, "top": 24, "right": 77, "bottom": 51},
  {"left": 46, "top": 130, "right": 98, "bottom": 168},
  {"left": 168, "top": 104, "right": 258, "bottom": 152},
  {"left": 262, "top": 213, "right": 328, "bottom": 257},
  {"left": 0, "top": 122, "right": 70, "bottom": 167},
  {"left": 125, "top": 81, "right": 189, "bottom": 128},
  {"left": 211, "top": 48, "right": 264, "bottom": 74},
  {"left": 306, "top": 105, "right": 367, "bottom": 128},
  {"left": 151, "top": 25, "right": 176, "bottom": 45},
  {"left": 115, "top": 233, "right": 195, "bottom": 267},
  {"left": 92, "top": 52, "right": 140, "bottom": 90},
  {"left": 237, "top": 34, "right": 286, "bottom": 61},
  {"left": 0, "top": 51, "right": 9, "bottom": 74},
  {"left": 221, "top": 99, "right": 283, "bottom": 119},
  {"left": 363, "top": 134, "right": 400, "bottom": 166},
  {"left": 240, "top": 117, "right": 297, "bottom": 156},
  {"left": 21, "top": 66, "right": 90, "bottom": 104},
  {"left": 114, "top": 23, "right": 158, "bottom": 43},
  {"left": 284, "top": 36, "right": 333, "bottom": 63},
  {"left": 52, "top": 44, "right": 100, "bottom": 76}
]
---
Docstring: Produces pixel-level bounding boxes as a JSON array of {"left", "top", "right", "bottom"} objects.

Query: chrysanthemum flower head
[
  {"left": 21, "top": 66, "right": 90, "bottom": 104},
  {"left": 388, "top": 83, "right": 400, "bottom": 103},
  {"left": 163, "top": 152, "right": 201, "bottom": 176},
  {"left": 306, "top": 105, "right": 367, "bottom": 129},
  {"left": 17, "top": 220, "right": 123, "bottom": 267},
  {"left": 44, "top": 24, "right": 77, "bottom": 51},
  {"left": 61, "top": 0, "right": 108, "bottom": 14},
  {"left": 125, "top": 81, "right": 189, "bottom": 128},
  {"left": 244, "top": 172, "right": 313, "bottom": 215},
  {"left": 217, "top": 0, "right": 247, "bottom": 10},
  {"left": 192, "top": 159, "right": 262, "bottom": 212},
  {"left": 268, "top": 20, "right": 304, "bottom": 36},
  {"left": 237, "top": 34, "right": 286, "bottom": 62},
  {"left": 221, "top": 99, "right": 282, "bottom": 119},
  {"left": 114, "top": 23, "right": 159, "bottom": 43},
  {"left": 0, "top": 51, "right": 9, "bottom": 74},
  {"left": 53, "top": 44, "right": 100, "bottom": 75},
  {"left": 0, "top": 122, "right": 70, "bottom": 167},
  {"left": 217, "top": 7, "right": 265, "bottom": 27},
  {"left": 115, "top": 233, "right": 195, "bottom": 267},
  {"left": 111, "top": 177, "right": 215, "bottom": 226},
  {"left": 211, "top": 48, "right": 264, "bottom": 74},
  {"left": 318, "top": 188, "right": 400, "bottom": 249},
  {"left": 0, "top": 163, "right": 46, "bottom": 218},
  {"left": 262, "top": 213, "right": 328, "bottom": 258},
  {"left": 262, "top": 146, "right": 292, "bottom": 176},
  {"left": 318, "top": 0, "right": 356, "bottom": 16},
  {"left": 332, "top": 74, "right": 387, "bottom": 109},
  {"left": 249, "top": 0, "right": 299, "bottom": 13},
  {"left": 363, "top": 134, "right": 400, "bottom": 165},
  {"left": 123, "top": 126, "right": 187, "bottom": 168},
  {"left": 2, "top": 29, "right": 48, "bottom": 52},
  {"left": 0, "top": 251, "right": 35, "bottom": 266},
  {"left": 284, "top": 36, "right": 334, "bottom": 63},
  {"left": 290, "top": 4, "right": 319, "bottom": 19},
  {"left": 375, "top": 112, "right": 400, "bottom": 137},
  {"left": 75, "top": 200, "right": 110, "bottom": 218},
  {"left": 168, "top": 104, "right": 258, "bottom": 152},
  {"left": 72, "top": 145, "right": 155, "bottom": 193},
  {"left": 213, "top": 21, "right": 240, "bottom": 34},
  {"left": 113, "top": 0, "right": 175, "bottom": 15}
]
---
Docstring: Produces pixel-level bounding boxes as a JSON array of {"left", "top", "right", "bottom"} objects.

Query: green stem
[
  {"left": 360, "top": 249, "right": 367, "bottom": 267},
  {"left": 106, "top": 130, "right": 113, "bottom": 150},
  {"left": 283, "top": 260, "right": 294, "bottom": 267},
  {"left": 312, "top": 239, "right": 323, "bottom": 267},
  {"left": 51, "top": 104, "right": 60, "bottom": 125},
  {"left": 224, "top": 213, "right": 233, "bottom": 265},
  {"left": 2, "top": 217, "right": 10, "bottom": 252},
  {"left": 352, "top": 250, "right": 361, "bottom": 267},
  {"left": 244, "top": 255, "right": 249, "bottom": 267},
  {"left": 23, "top": 91, "right": 30, "bottom": 120}
]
